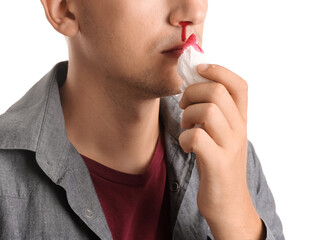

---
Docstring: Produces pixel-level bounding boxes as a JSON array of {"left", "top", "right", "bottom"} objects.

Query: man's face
[{"left": 73, "top": 0, "right": 208, "bottom": 98}]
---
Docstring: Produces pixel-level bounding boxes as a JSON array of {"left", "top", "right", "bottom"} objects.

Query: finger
[
  {"left": 179, "top": 127, "right": 223, "bottom": 168},
  {"left": 179, "top": 82, "right": 244, "bottom": 131},
  {"left": 181, "top": 103, "right": 232, "bottom": 147},
  {"left": 197, "top": 64, "right": 248, "bottom": 122}
]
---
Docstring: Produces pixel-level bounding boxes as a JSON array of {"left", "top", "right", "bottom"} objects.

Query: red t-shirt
[{"left": 81, "top": 134, "right": 171, "bottom": 240}]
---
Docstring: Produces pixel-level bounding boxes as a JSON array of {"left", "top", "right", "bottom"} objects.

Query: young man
[{"left": 0, "top": 0, "right": 284, "bottom": 239}]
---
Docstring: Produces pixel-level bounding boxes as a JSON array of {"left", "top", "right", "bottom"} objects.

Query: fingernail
[{"left": 198, "top": 64, "right": 209, "bottom": 72}]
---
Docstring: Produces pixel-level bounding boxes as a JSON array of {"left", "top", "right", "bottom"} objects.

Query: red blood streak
[
  {"left": 182, "top": 34, "right": 204, "bottom": 54},
  {"left": 179, "top": 21, "right": 191, "bottom": 42}
]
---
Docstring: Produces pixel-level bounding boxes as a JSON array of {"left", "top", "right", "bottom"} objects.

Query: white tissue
[
  {"left": 176, "top": 45, "right": 211, "bottom": 128},
  {"left": 177, "top": 46, "right": 210, "bottom": 98}
]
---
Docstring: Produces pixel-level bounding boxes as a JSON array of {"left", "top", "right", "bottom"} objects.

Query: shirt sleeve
[{"left": 247, "top": 140, "right": 285, "bottom": 240}]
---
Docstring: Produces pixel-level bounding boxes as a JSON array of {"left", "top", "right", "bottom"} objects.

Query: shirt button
[
  {"left": 84, "top": 209, "right": 94, "bottom": 218},
  {"left": 170, "top": 182, "right": 180, "bottom": 192}
]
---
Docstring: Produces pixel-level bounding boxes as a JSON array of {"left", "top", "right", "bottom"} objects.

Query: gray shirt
[{"left": 0, "top": 61, "right": 284, "bottom": 239}]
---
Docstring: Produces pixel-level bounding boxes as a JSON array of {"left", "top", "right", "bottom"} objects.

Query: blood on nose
[{"left": 179, "top": 21, "right": 192, "bottom": 42}]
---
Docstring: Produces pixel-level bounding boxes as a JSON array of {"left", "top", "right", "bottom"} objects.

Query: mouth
[{"left": 161, "top": 45, "right": 184, "bottom": 58}]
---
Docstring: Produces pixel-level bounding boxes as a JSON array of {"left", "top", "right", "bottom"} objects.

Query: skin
[{"left": 40, "top": 0, "right": 265, "bottom": 239}]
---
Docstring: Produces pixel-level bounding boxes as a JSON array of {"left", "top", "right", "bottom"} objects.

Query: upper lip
[{"left": 161, "top": 44, "right": 185, "bottom": 53}]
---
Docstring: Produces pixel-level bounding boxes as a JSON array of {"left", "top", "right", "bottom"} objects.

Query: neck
[{"left": 60, "top": 60, "right": 161, "bottom": 175}]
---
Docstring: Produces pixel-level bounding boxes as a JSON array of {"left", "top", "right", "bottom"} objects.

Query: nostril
[{"left": 179, "top": 21, "right": 192, "bottom": 42}]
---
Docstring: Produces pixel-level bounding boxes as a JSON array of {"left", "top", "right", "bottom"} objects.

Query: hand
[{"left": 178, "top": 64, "right": 264, "bottom": 240}]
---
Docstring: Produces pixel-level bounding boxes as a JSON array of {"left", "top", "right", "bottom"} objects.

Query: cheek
[
  {"left": 105, "top": 23, "right": 160, "bottom": 73},
  {"left": 79, "top": 0, "right": 167, "bottom": 76}
]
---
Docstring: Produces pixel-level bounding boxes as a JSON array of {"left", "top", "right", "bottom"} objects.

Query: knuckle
[
  {"left": 212, "top": 83, "right": 226, "bottom": 96},
  {"left": 204, "top": 103, "right": 218, "bottom": 119},
  {"left": 240, "top": 79, "right": 248, "bottom": 91}
]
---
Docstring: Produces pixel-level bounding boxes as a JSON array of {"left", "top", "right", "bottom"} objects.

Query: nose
[{"left": 169, "top": 0, "right": 208, "bottom": 28}]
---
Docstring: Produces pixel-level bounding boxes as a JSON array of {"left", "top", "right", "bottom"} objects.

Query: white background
[{"left": 1, "top": 0, "right": 327, "bottom": 239}]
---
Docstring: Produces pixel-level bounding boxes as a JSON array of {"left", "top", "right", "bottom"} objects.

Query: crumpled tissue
[
  {"left": 176, "top": 34, "right": 211, "bottom": 127},
  {"left": 177, "top": 46, "right": 210, "bottom": 97}
]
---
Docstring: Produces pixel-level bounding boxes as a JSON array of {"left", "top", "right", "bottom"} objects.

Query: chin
[
  {"left": 131, "top": 61, "right": 183, "bottom": 99},
  {"left": 158, "top": 71, "right": 183, "bottom": 97}
]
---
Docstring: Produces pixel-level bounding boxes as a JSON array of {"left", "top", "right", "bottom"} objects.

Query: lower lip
[{"left": 162, "top": 49, "right": 182, "bottom": 58}]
